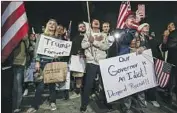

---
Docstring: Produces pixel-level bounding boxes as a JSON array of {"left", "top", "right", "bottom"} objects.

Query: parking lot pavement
[{"left": 21, "top": 90, "right": 177, "bottom": 113}]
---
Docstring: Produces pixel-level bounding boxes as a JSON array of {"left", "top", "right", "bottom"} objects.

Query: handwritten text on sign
[
  {"left": 37, "top": 35, "right": 72, "bottom": 57},
  {"left": 99, "top": 49, "right": 158, "bottom": 103}
]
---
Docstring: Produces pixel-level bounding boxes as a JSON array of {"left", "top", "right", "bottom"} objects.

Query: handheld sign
[
  {"left": 36, "top": 35, "right": 72, "bottom": 57},
  {"left": 99, "top": 49, "right": 158, "bottom": 103}
]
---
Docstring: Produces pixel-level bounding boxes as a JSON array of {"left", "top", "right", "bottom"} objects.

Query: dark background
[{"left": 24, "top": 1, "right": 177, "bottom": 41}]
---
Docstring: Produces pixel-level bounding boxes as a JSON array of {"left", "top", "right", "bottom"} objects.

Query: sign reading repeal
[
  {"left": 37, "top": 35, "right": 72, "bottom": 57},
  {"left": 99, "top": 49, "right": 158, "bottom": 103}
]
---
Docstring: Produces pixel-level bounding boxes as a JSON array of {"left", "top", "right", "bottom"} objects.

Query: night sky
[{"left": 24, "top": 1, "right": 177, "bottom": 40}]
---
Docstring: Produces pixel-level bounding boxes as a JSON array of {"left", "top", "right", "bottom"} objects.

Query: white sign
[
  {"left": 70, "top": 55, "right": 86, "bottom": 73},
  {"left": 37, "top": 35, "right": 72, "bottom": 57},
  {"left": 99, "top": 49, "right": 158, "bottom": 103},
  {"left": 56, "top": 66, "right": 70, "bottom": 90}
]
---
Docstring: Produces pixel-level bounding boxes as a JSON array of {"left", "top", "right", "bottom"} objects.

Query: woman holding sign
[{"left": 27, "top": 19, "right": 58, "bottom": 113}]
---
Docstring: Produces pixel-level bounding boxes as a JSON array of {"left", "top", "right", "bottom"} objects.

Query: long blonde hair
[{"left": 44, "top": 19, "right": 57, "bottom": 36}]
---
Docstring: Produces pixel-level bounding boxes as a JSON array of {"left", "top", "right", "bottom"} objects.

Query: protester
[
  {"left": 80, "top": 19, "right": 109, "bottom": 112},
  {"left": 131, "top": 23, "right": 161, "bottom": 107},
  {"left": 102, "top": 22, "right": 110, "bottom": 36},
  {"left": 23, "top": 33, "right": 37, "bottom": 96},
  {"left": 55, "top": 24, "right": 70, "bottom": 100},
  {"left": 12, "top": 34, "right": 29, "bottom": 113},
  {"left": 161, "top": 22, "right": 177, "bottom": 103},
  {"left": 27, "top": 19, "right": 58, "bottom": 113},
  {"left": 70, "top": 22, "right": 86, "bottom": 99},
  {"left": 108, "top": 11, "right": 146, "bottom": 113}
]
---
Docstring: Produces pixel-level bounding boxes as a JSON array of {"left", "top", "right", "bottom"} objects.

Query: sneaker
[
  {"left": 50, "top": 103, "right": 57, "bottom": 111},
  {"left": 23, "top": 89, "right": 28, "bottom": 96},
  {"left": 80, "top": 105, "right": 87, "bottom": 113},
  {"left": 14, "top": 109, "right": 21, "bottom": 113},
  {"left": 70, "top": 93, "right": 80, "bottom": 99},
  {"left": 151, "top": 101, "right": 160, "bottom": 107},
  {"left": 26, "top": 108, "right": 36, "bottom": 113}
]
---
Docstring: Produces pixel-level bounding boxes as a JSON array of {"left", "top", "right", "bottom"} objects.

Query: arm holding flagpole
[{"left": 86, "top": 1, "right": 94, "bottom": 56}]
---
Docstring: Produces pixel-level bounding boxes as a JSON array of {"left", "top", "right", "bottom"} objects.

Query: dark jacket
[
  {"left": 108, "top": 28, "right": 136, "bottom": 57},
  {"left": 162, "top": 30, "right": 177, "bottom": 65},
  {"left": 70, "top": 34, "right": 85, "bottom": 56}
]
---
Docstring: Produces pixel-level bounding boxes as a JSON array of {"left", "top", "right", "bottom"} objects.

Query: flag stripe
[
  {"left": 1, "top": 22, "right": 28, "bottom": 62},
  {"left": 160, "top": 73, "right": 166, "bottom": 87},
  {"left": 116, "top": 1, "right": 131, "bottom": 29},
  {"left": 156, "top": 60, "right": 162, "bottom": 77},
  {"left": 117, "top": 6, "right": 128, "bottom": 28},
  {"left": 163, "top": 74, "right": 170, "bottom": 87},
  {"left": 158, "top": 61, "right": 164, "bottom": 83},
  {"left": 1, "top": 2, "right": 23, "bottom": 27},
  {"left": 2, "top": 12, "right": 27, "bottom": 50},
  {"left": 1, "top": 3, "right": 25, "bottom": 37},
  {"left": 155, "top": 59, "right": 172, "bottom": 88},
  {"left": 117, "top": 4, "right": 126, "bottom": 23},
  {"left": 1, "top": 1, "right": 11, "bottom": 16}
]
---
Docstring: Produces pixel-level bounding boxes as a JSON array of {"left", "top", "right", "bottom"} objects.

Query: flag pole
[
  {"left": 32, "top": 27, "right": 35, "bottom": 34},
  {"left": 86, "top": 1, "right": 91, "bottom": 30},
  {"left": 86, "top": 1, "right": 94, "bottom": 57}
]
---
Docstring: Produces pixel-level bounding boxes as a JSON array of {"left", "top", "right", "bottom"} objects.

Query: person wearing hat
[
  {"left": 131, "top": 23, "right": 163, "bottom": 108},
  {"left": 115, "top": 13, "right": 147, "bottom": 113}
]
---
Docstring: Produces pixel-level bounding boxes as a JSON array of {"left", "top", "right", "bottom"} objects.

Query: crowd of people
[{"left": 3, "top": 10, "right": 177, "bottom": 113}]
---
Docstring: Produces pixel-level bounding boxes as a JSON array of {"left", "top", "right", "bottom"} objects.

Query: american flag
[
  {"left": 116, "top": 1, "right": 131, "bottom": 29},
  {"left": 155, "top": 59, "right": 172, "bottom": 88},
  {"left": 1, "top": 1, "right": 28, "bottom": 63}
]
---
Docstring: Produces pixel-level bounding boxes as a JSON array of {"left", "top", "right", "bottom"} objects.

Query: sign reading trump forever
[{"left": 37, "top": 35, "right": 72, "bottom": 57}]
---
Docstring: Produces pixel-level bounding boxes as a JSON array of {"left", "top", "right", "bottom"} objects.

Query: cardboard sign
[
  {"left": 37, "top": 35, "right": 72, "bottom": 57},
  {"left": 99, "top": 49, "right": 158, "bottom": 103},
  {"left": 43, "top": 62, "right": 67, "bottom": 84},
  {"left": 56, "top": 66, "right": 70, "bottom": 90},
  {"left": 70, "top": 55, "right": 86, "bottom": 73}
]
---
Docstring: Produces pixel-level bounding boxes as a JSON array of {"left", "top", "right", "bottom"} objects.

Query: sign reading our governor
[
  {"left": 99, "top": 49, "right": 158, "bottom": 103},
  {"left": 37, "top": 35, "right": 72, "bottom": 57}
]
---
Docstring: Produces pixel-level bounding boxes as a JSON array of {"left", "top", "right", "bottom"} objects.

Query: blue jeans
[
  {"left": 12, "top": 65, "right": 25, "bottom": 110},
  {"left": 32, "top": 58, "right": 56, "bottom": 109}
]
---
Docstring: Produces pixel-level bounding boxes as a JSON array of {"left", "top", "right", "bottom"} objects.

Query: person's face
[
  {"left": 102, "top": 23, "right": 110, "bottom": 33},
  {"left": 168, "top": 22, "right": 175, "bottom": 32},
  {"left": 142, "top": 25, "right": 150, "bottom": 32},
  {"left": 92, "top": 19, "right": 100, "bottom": 29},
  {"left": 46, "top": 20, "right": 57, "bottom": 31},
  {"left": 57, "top": 25, "right": 64, "bottom": 35},
  {"left": 30, "top": 34, "right": 36, "bottom": 40},
  {"left": 78, "top": 24, "right": 86, "bottom": 33},
  {"left": 125, "top": 16, "right": 136, "bottom": 27}
]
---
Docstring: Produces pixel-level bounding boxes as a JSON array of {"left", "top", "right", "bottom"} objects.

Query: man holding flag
[{"left": 1, "top": 1, "right": 29, "bottom": 113}]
